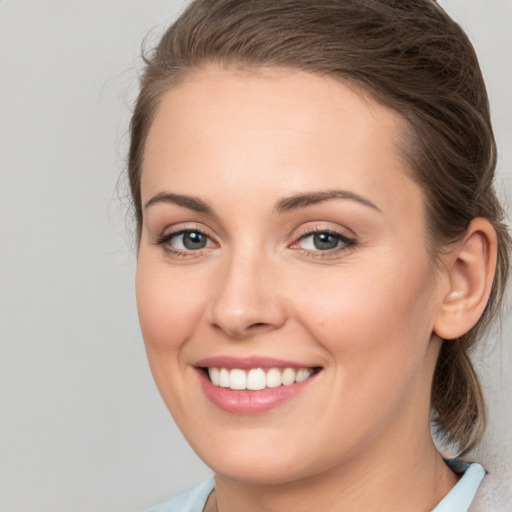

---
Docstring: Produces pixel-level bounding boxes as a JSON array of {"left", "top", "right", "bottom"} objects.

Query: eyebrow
[
  {"left": 276, "top": 189, "right": 381, "bottom": 213},
  {"left": 144, "top": 189, "right": 381, "bottom": 215},
  {"left": 144, "top": 192, "right": 213, "bottom": 214}
]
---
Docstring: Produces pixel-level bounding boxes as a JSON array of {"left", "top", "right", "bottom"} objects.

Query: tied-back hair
[{"left": 128, "top": 0, "right": 511, "bottom": 453}]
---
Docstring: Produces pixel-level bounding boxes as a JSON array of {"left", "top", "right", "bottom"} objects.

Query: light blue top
[{"left": 145, "top": 461, "right": 486, "bottom": 512}]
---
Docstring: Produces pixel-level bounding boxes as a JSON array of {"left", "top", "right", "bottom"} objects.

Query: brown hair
[{"left": 128, "top": 0, "right": 510, "bottom": 453}]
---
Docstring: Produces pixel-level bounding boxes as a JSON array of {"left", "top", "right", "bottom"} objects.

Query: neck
[{"left": 211, "top": 423, "right": 458, "bottom": 512}]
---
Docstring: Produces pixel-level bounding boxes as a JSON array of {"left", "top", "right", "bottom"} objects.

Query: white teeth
[
  {"left": 247, "top": 368, "right": 266, "bottom": 390},
  {"left": 229, "top": 369, "right": 247, "bottom": 390},
  {"left": 219, "top": 368, "right": 230, "bottom": 388},
  {"left": 282, "top": 367, "right": 296, "bottom": 386},
  {"left": 207, "top": 366, "right": 315, "bottom": 390},
  {"left": 209, "top": 367, "right": 220, "bottom": 386},
  {"left": 266, "top": 368, "right": 282, "bottom": 388},
  {"left": 296, "top": 368, "right": 311, "bottom": 383}
]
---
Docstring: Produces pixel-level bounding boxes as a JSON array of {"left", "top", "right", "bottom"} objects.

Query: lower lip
[{"left": 198, "top": 370, "right": 318, "bottom": 414}]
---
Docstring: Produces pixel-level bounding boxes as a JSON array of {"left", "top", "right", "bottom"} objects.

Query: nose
[{"left": 206, "top": 252, "right": 287, "bottom": 340}]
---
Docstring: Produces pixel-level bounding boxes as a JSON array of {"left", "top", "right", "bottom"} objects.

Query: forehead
[{"left": 142, "top": 66, "right": 421, "bottom": 217}]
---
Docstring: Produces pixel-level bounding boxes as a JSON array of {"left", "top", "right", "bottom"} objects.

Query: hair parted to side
[{"left": 128, "top": 0, "right": 511, "bottom": 453}]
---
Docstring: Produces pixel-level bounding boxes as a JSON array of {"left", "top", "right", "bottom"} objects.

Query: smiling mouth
[{"left": 205, "top": 366, "right": 321, "bottom": 391}]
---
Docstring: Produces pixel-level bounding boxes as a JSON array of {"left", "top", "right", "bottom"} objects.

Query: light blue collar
[{"left": 432, "top": 462, "right": 485, "bottom": 511}]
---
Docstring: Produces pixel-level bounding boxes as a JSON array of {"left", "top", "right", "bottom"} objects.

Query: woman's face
[{"left": 137, "top": 67, "right": 446, "bottom": 484}]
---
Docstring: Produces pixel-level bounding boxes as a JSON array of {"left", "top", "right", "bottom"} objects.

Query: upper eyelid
[
  {"left": 155, "top": 230, "right": 218, "bottom": 258},
  {"left": 293, "top": 231, "right": 355, "bottom": 245},
  {"left": 154, "top": 223, "right": 356, "bottom": 248},
  {"left": 292, "top": 223, "right": 356, "bottom": 240},
  {"left": 158, "top": 223, "right": 215, "bottom": 238},
  {"left": 155, "top": 225, "right": 218, "bottom": 248}
]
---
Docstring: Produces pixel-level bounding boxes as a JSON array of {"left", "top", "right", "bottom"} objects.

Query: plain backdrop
[{"left": 0, "top": 1, "right": 511, "bottom": 511}]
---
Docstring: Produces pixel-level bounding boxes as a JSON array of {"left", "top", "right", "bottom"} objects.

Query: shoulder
[{"left": 145, "top": 478, "right": 215, "bottom": 512}]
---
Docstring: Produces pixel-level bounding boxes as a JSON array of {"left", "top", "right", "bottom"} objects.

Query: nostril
[{"left": 249, "top": 322, "right": 268, "bottom": 329}]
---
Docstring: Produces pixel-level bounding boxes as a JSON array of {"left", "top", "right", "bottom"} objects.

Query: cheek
[
  {"left": 294, "top": 254, "right": 437, "bottom": 365},
  {"left": 135, "top": 257, "right": 207, "bottom": 354},
  {"left": 135, "top": 256, "right": 212, "bottom": 424},
  {"left": 288, "top": 257, "right": 439, "bottom": 442}
]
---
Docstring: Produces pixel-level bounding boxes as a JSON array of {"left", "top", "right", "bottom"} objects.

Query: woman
[{"left": 128, "top": 1, "right": 510, "bottom": 510}]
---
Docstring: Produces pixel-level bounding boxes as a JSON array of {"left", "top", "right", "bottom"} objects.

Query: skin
[{"left": 137, "top": 66, "right": 462, "bottom": 512}]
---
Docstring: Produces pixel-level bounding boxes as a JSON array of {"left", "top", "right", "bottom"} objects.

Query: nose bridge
[{"left": 207, "top": 243, "right": 286, "bottom": 339}]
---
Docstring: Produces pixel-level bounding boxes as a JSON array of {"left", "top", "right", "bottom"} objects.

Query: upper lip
[{"left": 195, "top": 356, "right": 320, "bottom": 370}]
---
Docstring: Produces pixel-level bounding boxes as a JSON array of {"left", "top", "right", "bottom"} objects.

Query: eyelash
[
  {"left": 154, "top": 228, "right": 215, "bottom": 257},
  {"left": 293, "top": 228, "right": 357, "bottom": 257},
  {"left": 154, "top": 227, "right": 357, "bottom": 258}
]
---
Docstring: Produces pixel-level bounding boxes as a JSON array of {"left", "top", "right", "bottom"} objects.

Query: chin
[
  {"left": 210, "top": 457, "right": 311, "bottom": 485},
  {"left": 189, "top": 430, "right": 335, "bottom": 485}
]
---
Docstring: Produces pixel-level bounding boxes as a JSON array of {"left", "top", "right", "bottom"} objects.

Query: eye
[
  {"left": 156, "top": 229, "right": 216, "bottom": 254},
  {"left": 175, "top": 231, "right": 209, "bottom": 250},
  {"left": 294, "top": 230, "right": 356, "bottom": 252}
]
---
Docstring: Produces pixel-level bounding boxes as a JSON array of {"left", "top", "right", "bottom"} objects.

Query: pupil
[
  {"left": 313, "top": 233, "right": 339, "bottom": 250},
  {"left": 183, "top": 232, "right": 206, "bottom": 250}
]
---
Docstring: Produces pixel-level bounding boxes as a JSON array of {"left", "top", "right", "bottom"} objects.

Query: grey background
[{"left": 0, "top": 1, "right": 510, "bottom": 511}]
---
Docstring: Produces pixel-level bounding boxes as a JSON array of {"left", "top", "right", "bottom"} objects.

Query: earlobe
[{"left": 433, "top": 218, "right": 497, "bottom": 340}]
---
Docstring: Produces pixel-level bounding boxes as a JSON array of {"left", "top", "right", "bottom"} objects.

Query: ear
[{"left": 433, "top": 218, "right": 497, "bottom": 340}]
